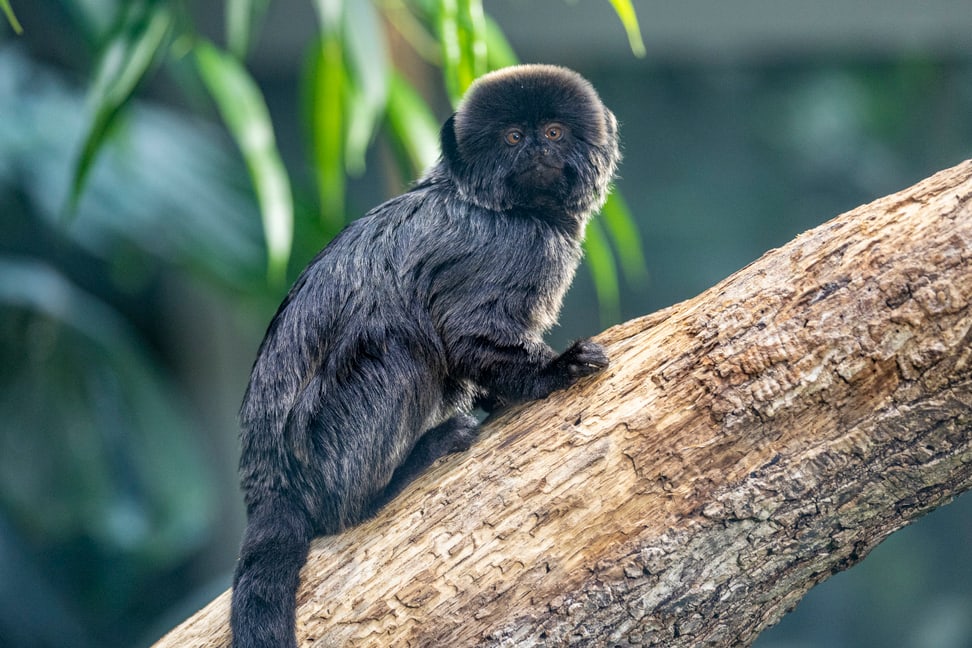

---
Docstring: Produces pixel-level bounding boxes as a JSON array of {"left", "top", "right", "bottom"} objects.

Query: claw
[{"left": 564, "top": 339, "right": 609, "bottom": 377}]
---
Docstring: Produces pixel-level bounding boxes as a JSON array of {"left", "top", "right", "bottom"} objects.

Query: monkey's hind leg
[{"left": 368, "top": 413, "right": 479, "bottom": 515}]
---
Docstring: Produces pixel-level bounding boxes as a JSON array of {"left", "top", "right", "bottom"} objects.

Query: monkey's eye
[
  {"left": 544, "top": 123, "right": 565, "bottom": 141},
  {"left": 504, "top": 129, "right": 523, "bottom": 145}
]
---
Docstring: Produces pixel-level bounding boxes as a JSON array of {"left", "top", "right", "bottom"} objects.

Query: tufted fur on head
[{"left": 437, "top": 64, "right": 620, "bottom": 220}]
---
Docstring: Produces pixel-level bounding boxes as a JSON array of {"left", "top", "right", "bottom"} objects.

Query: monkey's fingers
[{"left": 561, "top": 339, "right": 610, "bottom": 377}]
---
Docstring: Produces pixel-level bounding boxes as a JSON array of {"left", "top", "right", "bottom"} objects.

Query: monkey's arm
[{"left": 456, "top": 335, "right": 608, "bottom": 407}]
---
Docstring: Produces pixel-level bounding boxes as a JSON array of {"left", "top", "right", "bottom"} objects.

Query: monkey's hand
[
  {"left": 548, "top": 339, "right": 610, "bottom": 380},
  {"left": 458, "top": 338, "right": 608, "bottom": 407},
  {"left": 475, "top": 338, "right": 605, "bottom": 414}
]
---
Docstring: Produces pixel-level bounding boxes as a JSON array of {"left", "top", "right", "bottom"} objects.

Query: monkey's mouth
[{"left": 515, "top": 161, "right": 564, "bottom": 190}]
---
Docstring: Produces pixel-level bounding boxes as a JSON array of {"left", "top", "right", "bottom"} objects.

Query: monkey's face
[
  {"left": 502, "top": 120, "right": 573, "bottom": 203},
  {"left": 442, "top": 65, "right": 620, "bottom": 218}
]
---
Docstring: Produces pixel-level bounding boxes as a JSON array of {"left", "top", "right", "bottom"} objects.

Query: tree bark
[{"left": 154, "top": 160, "right": 972, "bottom": 648}]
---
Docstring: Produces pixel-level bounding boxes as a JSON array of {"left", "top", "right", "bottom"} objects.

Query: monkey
[{"left": 230, "top": 64, "right": 621, "bottom": 648}]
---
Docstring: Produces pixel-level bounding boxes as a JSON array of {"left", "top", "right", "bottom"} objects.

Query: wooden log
[{"left": 154, "top": 159, "right": 972, "bottom": 647}]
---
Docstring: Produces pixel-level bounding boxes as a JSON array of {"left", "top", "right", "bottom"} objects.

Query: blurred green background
[{"left": 1, "top": 1, "right": 971, "bottom": 647}]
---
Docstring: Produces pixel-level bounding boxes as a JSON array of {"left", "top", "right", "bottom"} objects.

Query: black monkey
[{"left": 230, "top": 64, "right": 620, "bottom": 648}]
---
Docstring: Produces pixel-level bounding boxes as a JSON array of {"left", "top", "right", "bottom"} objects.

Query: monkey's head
[{"left": 441, "top": 64, "right": 620, "bottom": 220}]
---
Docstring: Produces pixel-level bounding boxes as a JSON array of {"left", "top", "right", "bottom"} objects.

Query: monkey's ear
[{"left": 440, "top": 113, "right": 462, "bottom": 168}]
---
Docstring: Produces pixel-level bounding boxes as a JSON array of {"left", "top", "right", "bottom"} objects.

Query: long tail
[{"left": 231, "top": 495, "right": 313, "bottom": 648}]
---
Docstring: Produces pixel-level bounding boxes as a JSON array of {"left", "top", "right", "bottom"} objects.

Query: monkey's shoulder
[{"left": 274, "top": 177, "right": 583, "bottom": 327}]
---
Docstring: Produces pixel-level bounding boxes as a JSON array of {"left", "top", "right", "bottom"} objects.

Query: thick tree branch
[{"left": 155, "top": 160, "right": 972, "bottom": 647}]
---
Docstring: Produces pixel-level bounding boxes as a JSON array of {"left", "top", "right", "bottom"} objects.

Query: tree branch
[{"left": 154, "top": 160, "right": 972, "bottom": 647}]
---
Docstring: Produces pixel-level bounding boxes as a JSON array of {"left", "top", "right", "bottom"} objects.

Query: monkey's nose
[{"left": 532, "top": 148, "right": 561, "bottom": 166}]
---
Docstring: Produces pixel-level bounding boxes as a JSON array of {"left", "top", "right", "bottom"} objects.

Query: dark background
[{"left": 1, "top": 1, "right": 970, "bottom": 646}]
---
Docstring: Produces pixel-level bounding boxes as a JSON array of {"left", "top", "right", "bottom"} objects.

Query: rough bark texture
[{"left": 154, "top": 160, "right": 972, "bottom": 648}]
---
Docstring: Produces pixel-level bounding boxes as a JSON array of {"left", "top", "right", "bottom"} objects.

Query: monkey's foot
[
  {"left": 369, "top": 413, "right": 480, "bottom": 515},
  {"left": 419, "top": 413, "right": 480, "bottom": 457}
]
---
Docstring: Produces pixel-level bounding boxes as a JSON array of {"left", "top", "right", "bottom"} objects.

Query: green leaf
[
  {"left": 304, "top": 34, "right": 346, "bottom": 228},
  {"left": 584, "top": 218, "right": 621, "bottom": 326},
  {"left": 1, "top": 0, "right": 23, "bottom": 34},
  {"left": 437, "top": 0, "right": 463, "bottom": 105},
  {"left": 306, "top": 0, "right": 349, "bottom": 227},
  {"left": 437, "top": 0, "right": 489, "bottom": 104},
  {"left": 600, "top": 191, "right": 649, "bottom": 286},
  {"left": 606, "top": 0, "right": 646, "bottom": 57},
  {"left": 312, "top": 0, "right": 342, "bottom": 27},
  {"left": 459, "top": 0, "right": 487, "bottom": 79},
  {"left": 226, "top": 0, "right": 270, "bottom": 59},
  {"left": 342, "top": 0, "right": 389, "bottom": 176},
  {"left": 484, "top": 15, "right": 518, "bottom": 69},
  {"left": 384, "top": 72, "right": 441, "bottom": 178},
  {"left": 69, "top": 1, "right": 173, "bottom": 211},
  {"left": 195, "top": 40, "right": 293, "bottom": 285},
  {"left": 381, "top": 1, "right": 441, "bottom": 65}
]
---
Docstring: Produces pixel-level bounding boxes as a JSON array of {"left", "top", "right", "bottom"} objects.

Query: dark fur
[{"left": 231, "top": 64, "right": 620, "bottom": 648}]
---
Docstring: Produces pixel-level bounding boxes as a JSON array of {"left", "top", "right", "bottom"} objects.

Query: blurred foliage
[
  {"left": 0, "top": 259, "right": 213, "bottom": 642},
  {"left": 0, "top": 43, "right": 262, "bottom": 647}
]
